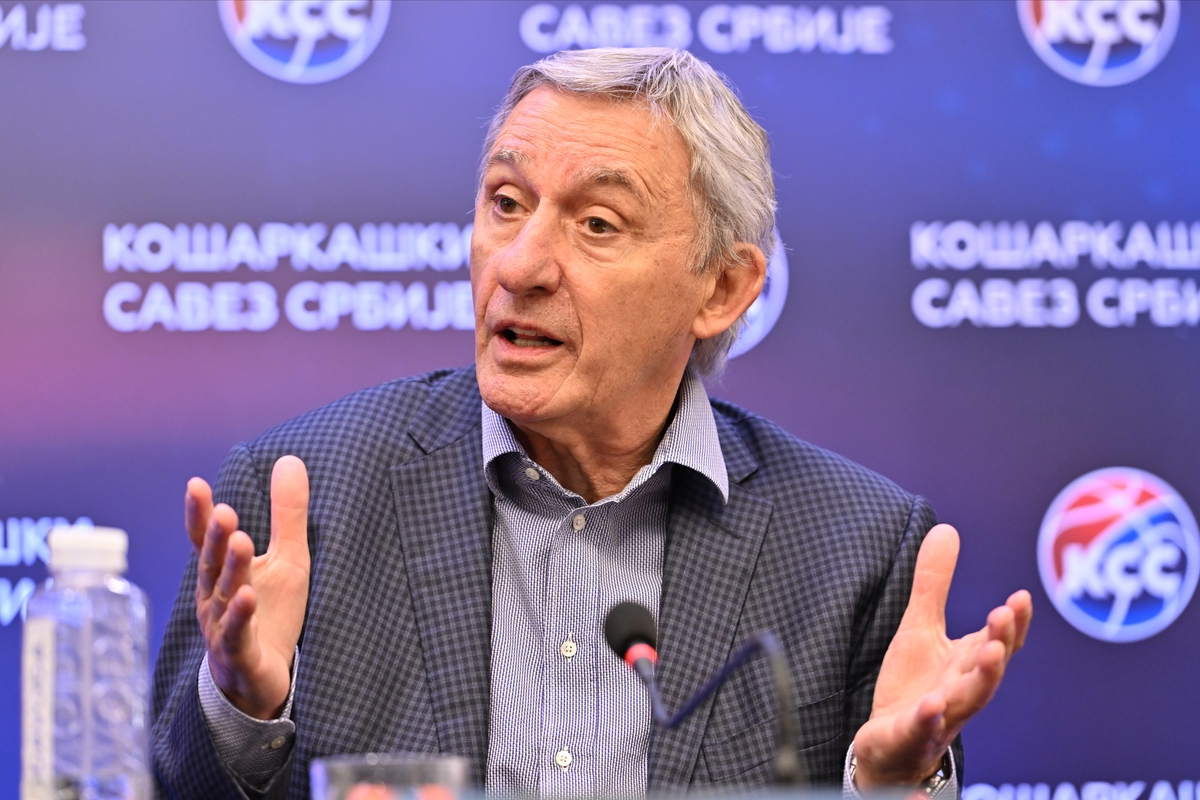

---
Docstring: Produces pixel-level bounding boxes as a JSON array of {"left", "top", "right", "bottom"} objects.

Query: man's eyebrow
[
  {"left": 488, "top": 147, "right": 529, "bottom": 167},
  {"left": 486, "top": 150, "right": 647, "bottom": 203},
  {"left": 575, "top": 166, "right": 646, "bottom": 203}
]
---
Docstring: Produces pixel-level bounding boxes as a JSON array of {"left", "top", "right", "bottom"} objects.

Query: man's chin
[{"left": 475, "top": 361, "right": 569, "bottom": 424}]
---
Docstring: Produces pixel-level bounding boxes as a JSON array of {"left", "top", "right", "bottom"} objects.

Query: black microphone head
[{"left": 604, "top": 601, "right": 657, "bottom": 657}]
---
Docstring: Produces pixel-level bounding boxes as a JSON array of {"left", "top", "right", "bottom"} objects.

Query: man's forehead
[
  {"left": 487, "top": 143, "right": 638, "bottom": 185},
  {"left": 484, "top": 87, "right": 688, "bottom": 198},
  {"left": 489, "top": 144, "right": 645, "bottom": 200}
]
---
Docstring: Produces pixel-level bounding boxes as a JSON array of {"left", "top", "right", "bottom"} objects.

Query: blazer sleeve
[
  {"left": 151, "top": 443, "right": 295, "bottom": 800},
  {"left": 841, "top": 496, "right": 965, "bottom": 790}
]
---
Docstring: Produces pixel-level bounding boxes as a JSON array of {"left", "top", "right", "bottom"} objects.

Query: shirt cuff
[
  {"left": 198, "top": 649, "right": 299, "bottom": 787},
  {"left": 842, "top": 741, "right": 958, "bottom": 798}
]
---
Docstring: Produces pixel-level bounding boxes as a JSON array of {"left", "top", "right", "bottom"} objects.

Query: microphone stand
[{"left": 630, "top": 631, "right": 806, "bottom": 785}]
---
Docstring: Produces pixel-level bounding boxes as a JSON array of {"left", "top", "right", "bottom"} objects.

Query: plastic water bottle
[{"left": 21, "top": 527, "right": 150, "bottom": 800}]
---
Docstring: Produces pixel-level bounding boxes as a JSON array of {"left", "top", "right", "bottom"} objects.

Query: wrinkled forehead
[
  {"left": 488, "top": 143, "right": 650, "bottom": 204},
  {"left": 483, "top": 87, "right": 693, "bottom": 204}
]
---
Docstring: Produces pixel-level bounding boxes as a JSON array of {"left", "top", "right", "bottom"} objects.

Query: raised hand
[
  {"left": 853, "top": 524, "right": 1033, "bottom": 786},
  {"left": 186, "top": 455, "right": 311, "bottom": 720}
]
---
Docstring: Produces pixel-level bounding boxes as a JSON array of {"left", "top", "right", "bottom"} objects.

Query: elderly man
[{"left": 152, "top": 48, "right": 1031, "bottom": 800}]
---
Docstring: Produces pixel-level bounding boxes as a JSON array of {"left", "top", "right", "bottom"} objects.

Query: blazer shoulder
[
  {"left": 709, "top": 396, "right": 921, "bottom": 520},
  {"left": 709, "top": 398, "right": 934, "bottom": 593},
  {"left": 238, "top": 365, "right": 479, "bottom": 473}
]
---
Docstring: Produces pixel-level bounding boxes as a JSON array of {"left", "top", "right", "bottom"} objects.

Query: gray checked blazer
[{"left": 151, "top": 366, "right": 962, "bottom": 799}]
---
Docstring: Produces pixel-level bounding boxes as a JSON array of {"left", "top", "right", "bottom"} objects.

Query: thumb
[
  {"left": 268, "top": 455, "right": 310, "bottom": 566},
  {"left": 900, "top": 523, "right": 960, "bottom": 634}
]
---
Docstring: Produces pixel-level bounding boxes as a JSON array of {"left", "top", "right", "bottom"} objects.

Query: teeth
[{"left": 504, "top": 326, "right": 559, "bottom": 347}]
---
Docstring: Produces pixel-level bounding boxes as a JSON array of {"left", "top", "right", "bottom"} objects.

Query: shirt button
[
  {"left": 554, "top": 748, "right": 572, "bottom": 770},
  {"left": 269, "top": 736, "right": 287, "bottom": 750},
  {"left": 571, "top": 514, "right": 586, "bottom": 531},
  {"left": 560, "top": 638, "right": 577, "bottom": 658},
  {"left": 524, "top": 467, "right": 540, "bottom": 481}
]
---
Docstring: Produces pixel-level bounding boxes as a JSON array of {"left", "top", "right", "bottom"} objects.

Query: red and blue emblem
[
  {"left": 219, "top": 0, "right": 391, "bottom": 85},
  {"left": 1038, "top": 467, "right": 1199, "bottom": 642},
  {"left": 1016, "top": 0, "right": 1179, "bottom": 87}
]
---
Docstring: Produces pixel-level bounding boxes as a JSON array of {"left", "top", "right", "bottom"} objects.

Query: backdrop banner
[{"left": 1, "top": 1, "right": 1197, "bottom": 795}]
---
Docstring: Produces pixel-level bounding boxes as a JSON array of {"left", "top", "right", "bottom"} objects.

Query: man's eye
[
  {"left": 493, "top": 195, "right": 518, "bottom": 214},
  {"left": 587, "top": 217, "right": 613, "bottom": 234}
]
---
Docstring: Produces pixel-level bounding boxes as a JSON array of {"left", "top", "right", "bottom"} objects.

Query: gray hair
[{"left": 481, "top": 47, "right": 776, "bottom": 376}]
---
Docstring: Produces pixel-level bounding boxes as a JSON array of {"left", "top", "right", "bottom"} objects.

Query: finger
[
  {"left": 185, "top": 478, "right": 214, "bottom": 551},
  {"left": 1007, "top": 590, "right": 1033, "bottom": 652},
  {"left": 268, "top": 455, "right": 310, "bottom": 568},
  {"left": 894, "top": 692, "right": 950, "bottom": 761},
  {"left": 212, "top": 531, "right": 255, "bottom": 623},
  {"left": 948, "top": 630, "right": 988, "bottom": 676},
  {"left": 197, "top": 504, "right": 239, "bottom": 600},
  {"left": 218, "top": 583, "right": 259, "bottom": 661},
  {"left": 899, "top": 523, "right": 960, "bottom": 633},
  {"left": 943, "top": 639, "right": 1007, "bottom": 725},
  {"left": 986, "top": 604, "right": 1017, "bottom": 658},
  {"left": 913, "top": 692, "right": 947, "bottom": 734}
]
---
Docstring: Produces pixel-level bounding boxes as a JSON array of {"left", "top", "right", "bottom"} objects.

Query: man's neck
[{"left": 510, "top": 380, "right": 684, "bottom": 504}]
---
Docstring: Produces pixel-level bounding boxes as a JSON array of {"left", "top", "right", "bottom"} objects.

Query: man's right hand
[{"left": 186, "top": 455, "right": 311, "bottom": 720}]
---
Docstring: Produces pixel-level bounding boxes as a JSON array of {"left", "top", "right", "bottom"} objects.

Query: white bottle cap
[{"left": 48, "top": 526, "right": 128, "bottom": 573}]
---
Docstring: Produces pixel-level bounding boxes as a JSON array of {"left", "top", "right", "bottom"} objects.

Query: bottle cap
[{"left": 48, "top": 526, "right": 128, "bottom": 573}]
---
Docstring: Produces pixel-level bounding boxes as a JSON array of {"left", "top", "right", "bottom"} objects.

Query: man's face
[{"left": 472, "top": 87, "right": 711, "bottom": 431}]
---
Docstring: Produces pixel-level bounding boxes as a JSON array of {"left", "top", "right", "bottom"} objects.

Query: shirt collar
[{"left": 481, "top": 368, "right": 729, "bottom": 504}]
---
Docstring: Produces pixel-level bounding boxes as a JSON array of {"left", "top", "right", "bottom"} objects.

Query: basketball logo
[
  {"left": 1038, "top": 467, "right": 1199, "bottom": 642},
  {"left": 218, "top": 0, "right": 391, "bottom": 84}
]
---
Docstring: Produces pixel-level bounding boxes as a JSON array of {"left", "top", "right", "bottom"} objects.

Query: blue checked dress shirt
[
  {"left": 196, "top": 368, "right": 956, "bottom": 797},
  {"left": 482, "top": 368, "right": 727, "bottom": 798}
]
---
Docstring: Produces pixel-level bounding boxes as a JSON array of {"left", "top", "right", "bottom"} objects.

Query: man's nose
[{"left": 494, "top": 207, "right": 563, "bottom": 296}]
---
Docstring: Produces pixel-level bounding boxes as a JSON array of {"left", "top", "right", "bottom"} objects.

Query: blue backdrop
[{"left": 2, "top": 1, "right": 1198, "bottom": 796}]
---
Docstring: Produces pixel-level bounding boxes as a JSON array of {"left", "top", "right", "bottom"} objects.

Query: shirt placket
[
  {"left": 597, "top": 488, "right": 662, "bottom": 798},
  {"left": 542, "top": 500, "right": 605, "bottom": 797}
]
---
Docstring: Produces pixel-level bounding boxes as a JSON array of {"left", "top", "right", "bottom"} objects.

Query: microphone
[
  {"left": 604, "top": 601, "right": 660, "bottom": 688},
  {"left": 604, "top": 602, "right": 806, "bottom": 786}
]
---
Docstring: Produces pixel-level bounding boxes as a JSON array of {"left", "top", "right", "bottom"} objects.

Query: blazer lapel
[
  {"left": 390, "top": 370, "right": 493, "bottom": 785},
  {"left": 649, "top": 417, "right": 773, "bottom": 790}
]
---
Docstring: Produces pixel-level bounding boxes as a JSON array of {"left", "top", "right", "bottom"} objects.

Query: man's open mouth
[{"left": 502, "top": 327, "right": 563, "bottom": 347}]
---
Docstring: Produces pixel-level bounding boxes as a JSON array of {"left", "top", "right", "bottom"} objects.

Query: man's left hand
[{"left": 853, "top": 523, "right": 1033, "bottom": 787}]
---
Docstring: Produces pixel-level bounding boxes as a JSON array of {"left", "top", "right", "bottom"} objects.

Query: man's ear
[{"left": 691, "top": 243, "right": 767, "bottom": 341}]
